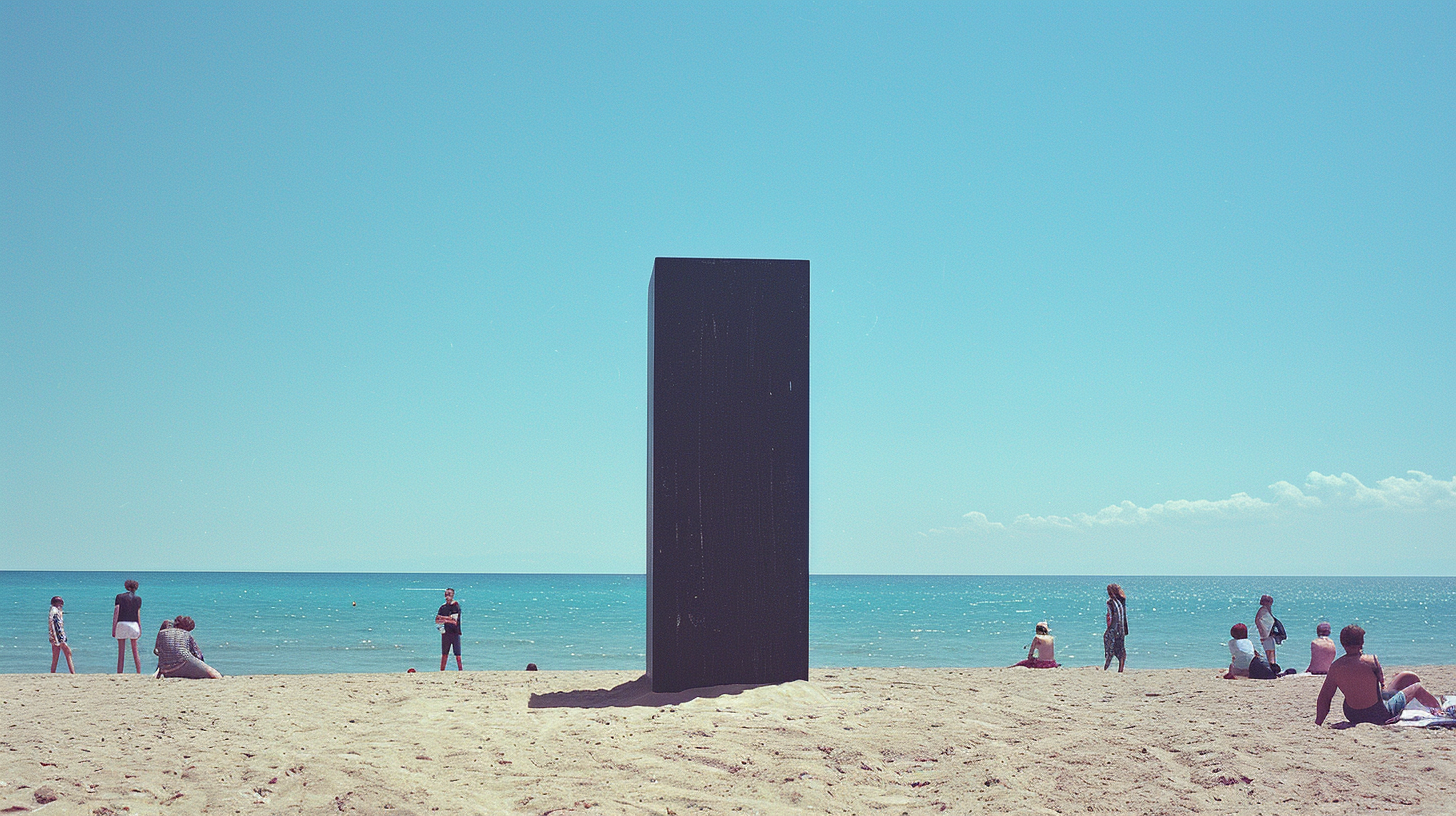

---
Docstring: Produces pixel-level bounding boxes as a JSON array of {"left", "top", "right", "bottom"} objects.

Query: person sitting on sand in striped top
[{"left": 154, "top": 616, "right": 222, "bottom": 679}]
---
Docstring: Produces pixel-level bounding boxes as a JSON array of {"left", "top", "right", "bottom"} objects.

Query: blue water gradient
[{"left": 3, "top": 573, "right": 1452, "bottom": 675}]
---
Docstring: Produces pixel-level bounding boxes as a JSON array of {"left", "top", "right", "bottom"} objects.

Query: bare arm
[
  {"left": 112, "top": 604, "right": 119, "bottom": 638},
  {"left": 1315, "top": 673, "right": 1337, "bottom": 725}
]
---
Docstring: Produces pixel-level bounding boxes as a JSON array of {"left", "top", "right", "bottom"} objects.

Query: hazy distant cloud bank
[{"left": 944, "top": 471, "right": 1456, "bottom": 535}]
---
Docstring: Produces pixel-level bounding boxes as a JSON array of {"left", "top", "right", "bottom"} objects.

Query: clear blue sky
[{"left": 4, "top": 3, "right": 1452, "bottom": 574}]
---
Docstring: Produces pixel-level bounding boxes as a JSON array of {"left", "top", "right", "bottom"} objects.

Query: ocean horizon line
[{"left": 5, "top": 570, "right": 1451, "bottom": 578}]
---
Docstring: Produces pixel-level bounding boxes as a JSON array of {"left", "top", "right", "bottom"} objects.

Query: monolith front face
[{"left": 648, "top": 257, "right": 809, "bottom": 694}]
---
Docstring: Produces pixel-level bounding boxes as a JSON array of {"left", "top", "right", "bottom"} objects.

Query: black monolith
[{"left": 647, "top": 257, "right": 809, "bottom": 694}]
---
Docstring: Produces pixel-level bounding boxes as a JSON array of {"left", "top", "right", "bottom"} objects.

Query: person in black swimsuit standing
[
  {"left": 436, "top": 587, "right": 463, "bottom": 671},
  {"left": 1315, "top": 624, "right": 1443, "bottom": 726}
]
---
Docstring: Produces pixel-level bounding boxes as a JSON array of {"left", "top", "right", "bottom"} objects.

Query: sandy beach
[{"left": 3, "top": 666, "right": 1453, "bottom": 815}]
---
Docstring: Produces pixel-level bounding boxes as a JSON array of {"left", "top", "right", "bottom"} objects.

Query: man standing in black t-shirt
[
  {"left": 435, "top": 587, "right": 462, "bottom": 671},
  {"left": 112, "top": 578, "right": 143, "bottom": 673}
]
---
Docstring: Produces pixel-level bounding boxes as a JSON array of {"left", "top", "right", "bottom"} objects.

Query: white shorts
[{"left": 115, "top": 621, "right": 142, "bottom": 640}]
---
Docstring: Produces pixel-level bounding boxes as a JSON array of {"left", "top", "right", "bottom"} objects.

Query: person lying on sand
[
  {"left": 1011, "top": 622, "right": 1058, "bottom": 668},
  {"left": 1315, "top": 624, "right": 1441, "bottom": 726}
]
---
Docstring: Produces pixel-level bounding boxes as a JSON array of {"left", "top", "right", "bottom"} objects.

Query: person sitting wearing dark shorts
[
  {"left": 1315, "top": 624, "right": 1441, "bottom": 726},
  {"left": 436, "top": 587, "right": 463, "bottom": 671}
]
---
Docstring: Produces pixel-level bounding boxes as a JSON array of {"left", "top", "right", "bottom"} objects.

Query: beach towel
[{"left": 1393, "top": 696, "right": 1456, "bottom": 728}]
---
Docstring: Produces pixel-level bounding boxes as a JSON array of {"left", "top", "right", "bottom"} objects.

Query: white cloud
[
  {"left": 959, "top": 511, "right": 1005, "bottom": 531},
  {"left": 940, "top": 471, "right": 1455, "bottom": 535},
  {"left": 1302, "top": 471, "right": 1456, "bottom": 510}
]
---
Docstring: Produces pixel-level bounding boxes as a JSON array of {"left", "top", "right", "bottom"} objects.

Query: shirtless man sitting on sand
[
  {"left": 1315, "top": 624, "right": 1441, "bottom": 726},
  {"left": 1306, "top": 621, "right": 1336, "bottom": 675}
]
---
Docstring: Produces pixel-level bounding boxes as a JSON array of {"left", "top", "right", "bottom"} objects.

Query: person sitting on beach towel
[
  {"left": 1315, "top": 624, "right": 1441, "bottom": 726},
  {"left": 154, "top": 616, "right": 222, "bottom": 679},
  {"left": 1011, "top": 622, "right": 1058, "bottom": 668}
]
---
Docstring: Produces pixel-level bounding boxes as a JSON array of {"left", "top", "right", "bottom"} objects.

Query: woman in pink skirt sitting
[{"left": 1012, "top": 622, "right": 1059, "bottom": 668}]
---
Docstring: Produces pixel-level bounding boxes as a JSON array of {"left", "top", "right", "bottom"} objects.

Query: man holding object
[{"left": 436, "top": 587, "right": 463, "bottom": 671}]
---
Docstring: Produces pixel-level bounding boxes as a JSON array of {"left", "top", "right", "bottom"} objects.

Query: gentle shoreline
[{"left": 5, "top": 666, "right": 1455, "bottom": 815}]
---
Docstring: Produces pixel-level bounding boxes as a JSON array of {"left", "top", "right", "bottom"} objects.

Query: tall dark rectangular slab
[{"left": 648, "top": 257, "right": 809, "bottom": 694}]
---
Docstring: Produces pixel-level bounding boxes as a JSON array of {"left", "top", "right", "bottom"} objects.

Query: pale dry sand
[{"left": 2, "top": 666, "right": 1453, "bottom": 815}]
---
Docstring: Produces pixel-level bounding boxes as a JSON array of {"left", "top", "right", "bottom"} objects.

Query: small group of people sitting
[
  {"left": 1226, "top": 616, "right": 1339, "bottom": 679},
  {"left": 154, "top": 616, "right": 222, "bottom": 679},
  {"left": 1225, "top": 623, "right": 1297, "bottom": 679}
]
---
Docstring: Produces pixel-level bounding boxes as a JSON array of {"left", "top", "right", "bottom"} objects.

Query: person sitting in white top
[{"left": 1227, "top": 622, "right": 1256, "bottom": 678}]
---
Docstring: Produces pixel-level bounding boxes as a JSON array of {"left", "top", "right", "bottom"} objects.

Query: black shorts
[{"left": 441, "top": 632, "right": 462, "bottom": 656}]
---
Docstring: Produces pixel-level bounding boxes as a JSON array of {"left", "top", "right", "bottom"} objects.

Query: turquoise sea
[{"left": 3, "top": 573, "right": 1452, "bottom": 675}]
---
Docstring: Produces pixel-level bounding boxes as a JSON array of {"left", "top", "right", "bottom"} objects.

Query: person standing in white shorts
[{"left": 113, "top": 578, "right": 143, "bottom": 673}]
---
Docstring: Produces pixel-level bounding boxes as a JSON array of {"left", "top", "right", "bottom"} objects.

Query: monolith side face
[{"left": 647, "top": 257, "right": 809, "bottom": 694}]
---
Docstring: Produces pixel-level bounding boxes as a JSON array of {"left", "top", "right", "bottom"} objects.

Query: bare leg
[
  {"left": 1103, "top": 655, "right": 1112, "bottom": 670},
  {"left": 440, "top": 653, "right": 448, "bottom": 671},
  {"left": 61, "top": 644, "right": 75, "bottom": 673},
  {"left": 117, "top": 639, "right": 126, "bottom": 673},
  {"left": 51, "top": 645, "right": 60, "bottom": 673},
  {"left": 455, "top": 655, "right": 463, "bottom": 671},
  {"left": 1396, "top": 681, "right": 1441, "bottom": 710},
  {"left": 129, "top": 639, "right": 142, "bottom": 673},
  {"left": 1265, "top": 650, "right": 1276, "bottom": 665},
  {"left": 1387, "top": 671, "right": 1423, "bottom": 693},
  {"left": 1117, "top": 655, "right": 1126, "bottom": 673}
]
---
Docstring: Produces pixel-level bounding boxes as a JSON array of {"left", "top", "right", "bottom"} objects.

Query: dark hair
[
  {"left": 125, "top": 579, "right": 139, "bottom": 592},
  {"left": 51, "top": 596, "right": 63, "bottom": 607},
  {"left": 1107, "top": 584, "right": 1125, "bottom": 601},
  {"left": 173, "top": 616, "right": 196, "bottom": 631},
  {"left": 1034, "top": 622, "right": 1049, "bottom": 635},
  {"left": 1340, "top": 624, "right": 1365, "bottom": 649},
  {"left": 1231, "top": 623, "right": 1248, "bottom": 639},
  {"left": 159, "top": 619, "right": 173, "bottom": 630}
]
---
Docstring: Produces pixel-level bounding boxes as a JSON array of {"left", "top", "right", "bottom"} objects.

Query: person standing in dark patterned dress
[{"left": 1103, "top": 583, "right": 1128, "bottom": 672}]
